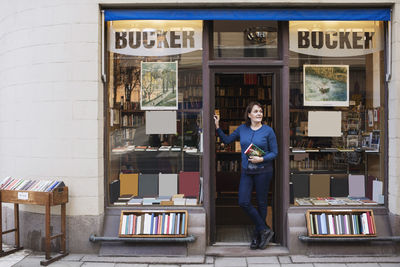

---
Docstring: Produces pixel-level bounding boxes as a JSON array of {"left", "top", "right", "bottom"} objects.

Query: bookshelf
[
  {"left": 214, "top": 73, "right": 274, "bottom": 226},
  {"left": 0, "top": 186, "right": 68, "bottom": 266},
  {"left": 215, "top": 73, "right": 273, "bottom": 191},
  {"left": 306, "top": 209, "right": 376, "bottom": 237},
  {"left": 119, "top": 210, "right": 188, "bottom": 237}
]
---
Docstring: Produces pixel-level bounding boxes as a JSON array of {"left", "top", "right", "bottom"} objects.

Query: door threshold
[
  {"left": 206, "top": 243, "right": 289, "bottom": 257},
  {"left": 213, "top": 242, "right": 279, "bottom": 246}
]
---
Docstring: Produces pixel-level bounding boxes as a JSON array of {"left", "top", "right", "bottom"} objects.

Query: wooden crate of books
[
  {"left": 119, "top": 210, "right": 188, "bottom": 238},
  {"left": 306, "top": 209, "right": 376, "bottom": 237},
  {"left": 0, "top": 177, "right": 68, "bottom": 266},
  {"left": 0, "top": 187, "right": 68, "bottom": 206}
]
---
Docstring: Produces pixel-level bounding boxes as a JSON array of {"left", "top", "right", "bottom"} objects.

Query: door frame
[
  {"left": 202, "top": 21, "right": 290, "bottom": 246},
  {"left": 208, "top": 67, "right": 285, "bottom": 245}
]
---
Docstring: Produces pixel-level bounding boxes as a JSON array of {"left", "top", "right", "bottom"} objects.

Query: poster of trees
[
  {"left": 140, "top": 61, "right": 178, "bottom": 110},
  {"left": 303, "top": 64, "right": 349, "bottom": 107}
]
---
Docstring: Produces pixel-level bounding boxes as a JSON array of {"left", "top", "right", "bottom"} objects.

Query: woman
[{"left": 214, "top": 101, "right": 278, "bottom": 250}]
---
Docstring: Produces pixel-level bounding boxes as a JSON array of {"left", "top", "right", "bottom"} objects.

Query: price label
[{"left": 17, "top": 192, "right": 29, "bottom": 200}]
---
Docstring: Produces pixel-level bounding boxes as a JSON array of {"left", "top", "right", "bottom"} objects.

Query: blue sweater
[{"left": 217, "top": 124, "right": 278, "bottom": 172}]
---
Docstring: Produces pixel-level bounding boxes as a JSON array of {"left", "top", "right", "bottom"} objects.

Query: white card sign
[{"left": 18, "top": 192, "right": 29, "bottom": 200}]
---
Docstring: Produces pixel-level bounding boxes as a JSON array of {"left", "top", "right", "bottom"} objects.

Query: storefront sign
[
  {"left": 289, "top": 21, "right": 383, "bottom": 57},
  {"left": 108, "top": 20, "right": 202, "bottom": 56}
]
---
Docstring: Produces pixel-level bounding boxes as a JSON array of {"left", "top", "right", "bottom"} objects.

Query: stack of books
[
  {"left": 0, "top": 177, "right": 65, "bottom": 192},
  {"left": 295, "top": 197, "right": 377, "bottom": 206}
]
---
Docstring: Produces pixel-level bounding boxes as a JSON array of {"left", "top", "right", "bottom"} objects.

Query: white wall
[
  {"left": 0, "top": 0, "right": 399, "bottom": 218},
  {"left": 0, "top": 0, "right": 103, "bottom": 216},
  {"left": 388, "top": 1, "right": 400, "bottom": 216}
]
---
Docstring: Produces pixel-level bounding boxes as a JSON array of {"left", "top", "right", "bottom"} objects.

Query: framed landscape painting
[
  {"left": 303, "top": 64, "right": 349, "bottom": 107},
  {"left": 140, "top": 61, "right": 178, "bottom": 110}
]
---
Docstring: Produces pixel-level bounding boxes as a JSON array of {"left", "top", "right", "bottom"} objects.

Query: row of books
[
  {"left": 216, "top": 160, "right": 240, "bottom": 172},
  {"left": 0, "top": 177, "right": 64, "bottom": 192},
  {"left": 181, "top": 86, "right": 202, "bottom": 97},
  {"left": 121, "top": 114, "right": 145, "bottom": 127},
  {"left": 215, "top": 86, "right": 269, "bottom": 98},
  {"left": 295, "top": 197, "right": 378, "bottom": 206},
  {"left": 120, "top": 212, "right": 186, "bottom": 236},
  {"left": 291, "top": 147, "right": 364, "bottom": 153},
  {"left": 112, "top": 145, "right": 198, "bottom": 153},
  {"left": 180, "top": 100, "right": 202, "bottom": 109},
  {"left": 290, "top": 174, "right": 384, "bottom": 203},
  {"left": 308, "top": 212, "right": 375, "bottom": 235},
  {"left": 179, "top": 72, "right": 202, "bottom": 87},
  {"left": 110, "top": 172, "right": 202, "bottom": 204},
  {"left": 114, "top": 195, "right": 198, "bottom": 206}
]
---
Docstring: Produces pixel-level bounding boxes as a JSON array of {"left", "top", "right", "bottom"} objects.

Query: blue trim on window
[{"left": 104, "top": 9, "right": 391, "bottom": 21}]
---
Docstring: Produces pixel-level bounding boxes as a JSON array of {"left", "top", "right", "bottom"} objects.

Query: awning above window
[{"left": 104, "top": 9, "right": 391, "bottom": 21}]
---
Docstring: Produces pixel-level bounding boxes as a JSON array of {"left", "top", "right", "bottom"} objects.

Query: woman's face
[{"left": 248, "top": 105, "right": 263, "bottom": 124}]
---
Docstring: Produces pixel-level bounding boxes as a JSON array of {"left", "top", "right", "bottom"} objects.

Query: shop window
[
  {"left": 288, "top": 21, "right": 385, "bottom": 207},
  {"left": 106, "top": 20, "right": 203, "bottom": 206},
  {"left": 213, "top": 20, "right": 278, "bottom": 58}
]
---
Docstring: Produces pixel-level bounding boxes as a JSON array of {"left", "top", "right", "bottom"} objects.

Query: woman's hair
[{"left": 244, "top": 101, "right": 263, "bottom": 126}]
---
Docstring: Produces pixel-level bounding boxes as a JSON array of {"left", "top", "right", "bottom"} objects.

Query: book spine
[
  {"left": 134, "top": 215, "right": 138, "bottom": 235},
  {"left": 121, "top": 215, "right": 127, "bottom": 235},
  {"left": 150, "top": 213, "right": 154, "bottom": 235},
  {"left": 176, "top": 213, "right": 181, "bottom": 235},
  {"left": 168, "top": 213, "right": 173, "bottom": 234},
  {"left": 181, "top": 213, "right": 186, "bottom": 235},
  {"left": 161, "top": 213, "right": 166, "bottom": 235},
  {"left": 136, "top": 215, "right": 141, "bottom": 235},
  {"left": 366, "top": 212, "right": 374, "bottom": 234},
  {"left": 165, "top": 214, "right": 170, "bottom": 235},
  {"left": 314, "top": 214, "right": 319, "bottom": 235},
  {"left": 310, "top": 214, "right": 315, "bottom": 235},
  {"left": 362, "top": 213, "right": 370, "bottom": 234},
  {"left": 154, "top": 215, "right": 158, "bottom": 235},
  {"left": 358, "top": 214, "right": 363, "bottom": 234}
]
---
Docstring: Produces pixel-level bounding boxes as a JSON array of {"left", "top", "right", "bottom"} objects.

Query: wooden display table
[{"left": 0, "top": 187, "right": 69, "bottom": 266}]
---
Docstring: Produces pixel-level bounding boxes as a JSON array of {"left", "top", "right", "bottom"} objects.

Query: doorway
[{"left": 211, "top": 71, "right": 278, "bottom": 244}]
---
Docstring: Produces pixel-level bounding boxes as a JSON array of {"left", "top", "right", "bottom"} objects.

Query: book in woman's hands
[{"left": 244, "top": 143, "right": 265, "bottom": 157}]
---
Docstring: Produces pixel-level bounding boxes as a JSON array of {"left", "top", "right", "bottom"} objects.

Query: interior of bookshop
[
  {"left": 289, "top": 21, "right": 385, "bottom": 207},
  {"left": 214, "top": 73, "right": 275, "bottom": 231},
  {"left": 106, "top": 23, "right": 204, "bottom": 207}
]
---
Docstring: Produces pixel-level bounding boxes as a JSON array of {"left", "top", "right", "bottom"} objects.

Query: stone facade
[{"left": 0, "top": 0, "right": 399, "bottom": 253}]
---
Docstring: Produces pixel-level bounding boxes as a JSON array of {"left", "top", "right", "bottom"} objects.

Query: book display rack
[
  {"left": 289, "top": 64, "right": 385, "bottom": 207},
  {"left": 306, "top": 209, "right": 376, "bottom": 237},
  {"left": 107, "top": 64, "right": 203, "bottom": 207},
  {"left": 0, "top": 184, "right": 68, "bottom": 266},
  {"left": 119, "top": 210, "right": 188, "bottom": 237}
]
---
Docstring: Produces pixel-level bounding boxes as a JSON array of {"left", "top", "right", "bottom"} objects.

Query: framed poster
[
  {"left": 140, "top": 61, "right": 178, "bottom": 110},
  {"left": 303, "top": 64, "right": 349, "bottom": 107}
]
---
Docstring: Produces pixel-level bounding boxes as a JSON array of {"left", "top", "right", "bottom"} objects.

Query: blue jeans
[{"left": 238, "top": 170, "right": 273, "bottom": 233}]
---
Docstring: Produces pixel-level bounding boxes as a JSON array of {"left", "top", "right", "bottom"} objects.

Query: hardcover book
[
  {"left": 309, "top": 174, "right": 330, "bottom": 197},
  {"left": 138, "top": 174, "right": 159, "bottom": 197},
  {"left": 119, "top": 173, "right": 139, "bottom": 197},
  {"left": 290, "top": 174, "right": 309, "bottom": 198},
  {"left": 178, "top": 172, "right": 200, "bottom": 198},
  {"left": 158, "top": 173, "right": 178, "bottom": 196},
  {"left": 330, "top": 174, "right": 349, "bottom": 197},
  {"left": 244, "top": 143, "right": 265, "bottom": 157}
]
